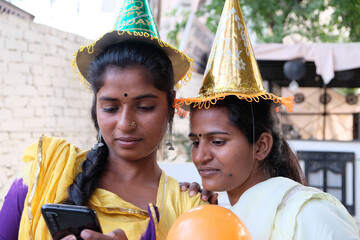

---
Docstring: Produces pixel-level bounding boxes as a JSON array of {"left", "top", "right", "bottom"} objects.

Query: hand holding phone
[{"left": 41, "top": 204, "right": 102, "bottom": 240}]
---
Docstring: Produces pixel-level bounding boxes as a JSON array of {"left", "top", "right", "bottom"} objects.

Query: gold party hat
[
  {"left": 73, "top": 0, "right": 193, "bottom": 89},
  {"left": 174, "top": 0, "right": 294, "bottom": 116}
]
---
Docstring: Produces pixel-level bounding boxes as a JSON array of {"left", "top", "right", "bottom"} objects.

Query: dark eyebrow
[
  {"left": 98, "top": 96, "right": 119, "bottom": 102},
  {"left": 204, "top": 131, "right": 229, "bottom": 137},
  {"left": 188, "top": 131, "right": 229, "bottom": 138},
  {"left": 134, "top": 94, "right": 158, "bottom": 100},
  {"left": 98, "top": 94, "right": 158, "bottom": 102}
]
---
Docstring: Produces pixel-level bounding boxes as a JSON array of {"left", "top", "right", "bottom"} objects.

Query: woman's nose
[
  {"left": 116, "top": 107, "right": 134, "bottom": 131},
  {"left": 192, "top": 142, "right": 210, "bottom": 165}
]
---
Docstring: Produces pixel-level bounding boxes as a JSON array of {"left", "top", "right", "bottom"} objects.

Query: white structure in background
[
  {"left": 10, "top": 0, "right": 203, "bottom": 40},
  {"left": 11, "top": 0, "right": 124, "bottom": 39}
]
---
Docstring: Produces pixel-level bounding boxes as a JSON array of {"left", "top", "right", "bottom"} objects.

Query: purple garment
[
  {"left": 0, "top": 178, "right": 28, "bottom": 240},
  {"left": 141, "top": 205, "right": 160, "bottom": 240}
]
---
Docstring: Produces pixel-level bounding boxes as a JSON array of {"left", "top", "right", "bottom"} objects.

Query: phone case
[{"left": 41, "top": 204, "right": 102, "bottom": 240}]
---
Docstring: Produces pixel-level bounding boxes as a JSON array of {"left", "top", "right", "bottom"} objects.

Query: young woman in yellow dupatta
[{"left": 0, "top": 1, "right": 209, "bottom": 239}]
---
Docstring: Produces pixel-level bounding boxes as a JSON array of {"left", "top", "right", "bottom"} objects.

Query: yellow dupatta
[{"left": 19, "top": 136, "right": 87, "bottom": 240}]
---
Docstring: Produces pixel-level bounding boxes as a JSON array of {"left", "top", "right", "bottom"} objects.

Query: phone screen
[{"left": 41, "top": 204, "right": 102, "bottom": 240}]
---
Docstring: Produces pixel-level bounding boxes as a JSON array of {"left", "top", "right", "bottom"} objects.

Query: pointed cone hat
[
  {"left": 73, "top": 0, "right": 193, "bottom": 88},
  {"left": 174, "top": 0, "right": 294, "bottom": 116}
]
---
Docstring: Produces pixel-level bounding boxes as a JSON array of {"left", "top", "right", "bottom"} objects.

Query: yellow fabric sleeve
[{"left": 18, "top": 136, "right": 87, "bottom": 240}]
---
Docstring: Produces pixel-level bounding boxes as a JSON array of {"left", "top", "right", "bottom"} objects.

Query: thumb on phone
[
  {"left": 106, "top": 229, "right": 128, "bottom": 239},
  {"left": 80, "top": 229, "right": 128, "bottom": 240},
  {"left": 60, "top": 234, "right": 77, "bottom": 240}
]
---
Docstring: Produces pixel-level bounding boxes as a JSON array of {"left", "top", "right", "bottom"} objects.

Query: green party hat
[
  {"left": 113, "top": 0, "right": 160, "bottom": 38},
  {"left": 73, "top": 0, "right": 194, "bottom": 88}
]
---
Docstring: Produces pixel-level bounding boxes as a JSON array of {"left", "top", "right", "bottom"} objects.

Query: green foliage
[
  {"left": 329, "top": 0, "right": 360, "bottom": 42},
  {"left": 167, "top": 0, "right": 360, "bottom": 44},
  {"left": 196, "top": 0, "right": 225, "bottom": 33},
  {"left": 166, "top": 9, "right": 191, "bottom": 47},
  {"left": 335, "top": 88, "right": 359, "bottom": 96}
]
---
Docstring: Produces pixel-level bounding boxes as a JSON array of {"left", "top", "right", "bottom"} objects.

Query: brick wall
[{"left": 0, "top": 14, "right": 96, "bottom": 207}]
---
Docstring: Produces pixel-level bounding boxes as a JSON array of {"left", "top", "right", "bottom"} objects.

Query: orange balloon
[{"left": 167, "top": 205, "right": 252, "bottom": 240}]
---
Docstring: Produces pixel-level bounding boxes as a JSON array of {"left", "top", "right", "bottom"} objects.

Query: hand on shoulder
[{"left": 179, "top": 182, "right": 218, "bottom": 204}]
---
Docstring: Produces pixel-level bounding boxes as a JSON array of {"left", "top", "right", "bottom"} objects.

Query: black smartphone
[{"left": 41, "top": 203, "right": 102, "bottom": 240}]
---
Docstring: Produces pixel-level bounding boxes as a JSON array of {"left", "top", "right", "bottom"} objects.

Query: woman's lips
[
  {"left": 198, "top": 168, "right": 220, "bottom": 177},
  {"left": 115, "top": 137, "right": 142, "bottom": 148}
]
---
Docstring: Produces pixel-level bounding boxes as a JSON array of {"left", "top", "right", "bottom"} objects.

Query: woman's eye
[
  {"left": 191, "top": 141, "right": 199, "bottom": 148},
  {"left": 138, "top": 106, "right": 155, "bottom": 111},
  {"left": 102, "top": 107, "right": 118, "bottom": 113},
  {"left": 212, "top": 140, "right": 225, "bottom": 146}
]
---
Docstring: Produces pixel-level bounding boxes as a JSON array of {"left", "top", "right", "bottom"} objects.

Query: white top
[{"left": 229, "top": 177, "right": 360, "bottom": 240}]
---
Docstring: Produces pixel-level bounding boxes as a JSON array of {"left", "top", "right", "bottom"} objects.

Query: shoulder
[
  {"left": 21, "top": 135, "right": 88, "bottom": 195},
  {"left": 277, "top": 187, "right": 359, "bottom": 239},
  {"left": 164, "top": 174, "right": 207, "bottom": 211},
  {"left": 295, "top": 195, "right": 359, "bottom": 239},
  {"left": 164, "top": 174, "right": 196, "bottom": 201},
  {"left": 22, "top": 135, "right": 88, "bottom": 167}
]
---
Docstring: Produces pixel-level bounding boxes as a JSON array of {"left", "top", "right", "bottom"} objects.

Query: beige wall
[{"left": 0, "top": 14, "right": 96, "bottom": 206}]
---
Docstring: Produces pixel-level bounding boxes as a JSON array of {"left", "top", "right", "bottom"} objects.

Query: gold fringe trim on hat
[
  {"left": 175, "top": 60, "right": 194, "bottom": 88},
  {"left": 71, "top": 53, "right": 92, "bottom": 90},
  {"left": 72, "top": 30, "right": 194, "bottom": 90},
  {"left": 174, "top": 92, "right": 294, "bottom": 117}
]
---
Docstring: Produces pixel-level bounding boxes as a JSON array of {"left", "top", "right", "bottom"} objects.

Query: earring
[
  {"left": 92, "top": 131, "right": 104, "bottom": 150},
  {"left": 166, "top": 127, "right": 175, "bottom": 151},
  {"left": 165, "top": 139, "right": 174, "bottom": 150},
  {"left": 130, "top": 121, "right": 136, "bottom": 129}
]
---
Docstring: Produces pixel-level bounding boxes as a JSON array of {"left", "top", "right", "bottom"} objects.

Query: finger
[
  {"left": 209, "top": 193, "right": 219, "bottom": 205},
  {"left": 106, "top": 229, "right": 128, "bottom": 240},
  {"left": 188, "top": 182, "right": 201, "bottom": 197},
  {"left": 60, "top": 235, "right": 77, "bottom": 240},
  {"left": 179, "top": 182, "right": 190, "bottom": 191},
  {"left": 81, "top": 229, "right": 128, "bottom": 240},
  {"left": 81, "top": 229, "right": 112, "bottom": 240},
  {"left": 200, "top": 189, "right": 211, "bottom": 201}
]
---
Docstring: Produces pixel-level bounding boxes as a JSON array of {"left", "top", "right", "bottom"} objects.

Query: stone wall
[{"left": 0, "top": 14, "right": 96, "bottom": 207}]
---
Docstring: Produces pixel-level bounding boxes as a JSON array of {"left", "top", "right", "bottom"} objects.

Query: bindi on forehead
[
  {"left": 124, "top": 93, "right": 128, "bottom": 97},
  {"left": 188, "top": 133, "right": 202, "bottom": 138}
]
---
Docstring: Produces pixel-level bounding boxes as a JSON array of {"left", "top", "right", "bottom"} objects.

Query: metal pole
[
  {"left": 158, "top": 0, "right": 162, "bottom": 29},
  {"left": 322, "top": 86, "right": 327, "bottom": 140},
  {"left": 149, "top": 0, "right": 161, "bottom": 28}
]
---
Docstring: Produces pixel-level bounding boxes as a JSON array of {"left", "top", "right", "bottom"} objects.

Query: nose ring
[
  {"left": 205, "top": 156, "right": 208, "bottom": 161},
  {"left": 130, "top": 121, "right": 136, "bottom": 129}
]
